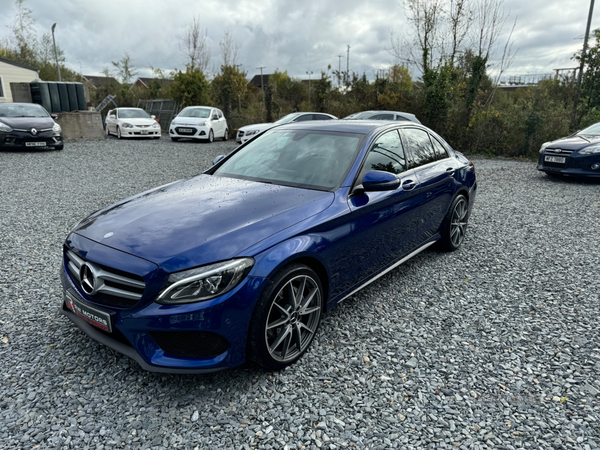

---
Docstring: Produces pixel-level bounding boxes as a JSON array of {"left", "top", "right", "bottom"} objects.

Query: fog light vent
[
  {"left": 591, "top": 163, "right": 600, "bottom": 170},
  {"left": 150, "top": 331, "right": 230, "bottom": 358}
]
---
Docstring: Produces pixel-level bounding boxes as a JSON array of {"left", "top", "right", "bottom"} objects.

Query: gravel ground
[{"left": 1, "top": 137, "right": 600, "bottom": 450}]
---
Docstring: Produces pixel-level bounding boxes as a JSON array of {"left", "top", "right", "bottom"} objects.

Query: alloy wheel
[
  {"left": 450, "top": 197, "right": 468, "bottom": 247},
  {"left": 265, "top": 275, "right": 321, "bottom": 363}
]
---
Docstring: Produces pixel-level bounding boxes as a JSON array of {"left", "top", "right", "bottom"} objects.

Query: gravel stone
[{"left": 1, "top": 142, "right": 600, "bottom": 448}]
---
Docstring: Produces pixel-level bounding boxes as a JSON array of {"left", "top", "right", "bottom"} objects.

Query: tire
[
  {"left": 171, "top": 137, "right": 179, "bottom": 142},
  {"left": 438, "top": 194, "right": 469, "bottom": 252},
  {"left": 208, "top": 129, "right": 214, "bottom": 143},
  {"left": 223, "top": 128, "right": 228, "bottom": 141},
  {"left": 247, "top": 263, "right": 323, "bottom": 370},
  {"left": 105, "top": 125, "right": 110, "bottom": 137},
  {"left": 117, "top": 127, "right": 122, "bottom": 139}
]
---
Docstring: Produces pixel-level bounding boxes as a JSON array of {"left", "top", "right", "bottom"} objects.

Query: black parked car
[
  {"left": 0, "top": 103, "right": 63, "bottom": 151},
  {"left": 538, "top": 123, "right": 600, "bottom": 178}
]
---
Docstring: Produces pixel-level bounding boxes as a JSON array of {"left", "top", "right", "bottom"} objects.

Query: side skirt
[{"left": 335, "top": 239, "right": 437, "bottom": 305}]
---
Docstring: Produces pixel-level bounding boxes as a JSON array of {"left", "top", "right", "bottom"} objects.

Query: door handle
[
  {"left": 446, "top": 167, "right": 455, "bottom": 175},
  {"left": 401, "top": 179, "right": 416, "bottom": 191}
]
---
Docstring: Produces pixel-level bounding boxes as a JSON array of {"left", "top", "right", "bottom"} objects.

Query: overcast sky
[{"left": 1, "top": 0, "right": 598, "bottom": 83}]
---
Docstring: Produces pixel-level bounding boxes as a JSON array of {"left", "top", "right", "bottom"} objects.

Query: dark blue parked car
[
  {"left": 538, "top": 122, "right": 600, "bottom": 178},
  {"left": 60, "top": 120, "right": 477, "bottom": 372}
]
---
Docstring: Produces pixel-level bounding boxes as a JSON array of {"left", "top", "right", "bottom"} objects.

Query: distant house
[
  {"left": 0, "top": 57, "right": 39, "bottom": 103},
  {"left": 131, "top": 77, "right": 174, "bottom": 91},
  {"left": 248, "top": 74, "right": 271, "bottom": 89},
  {"left": 82, "top": 75, "right": 121, "bottom": 93}
]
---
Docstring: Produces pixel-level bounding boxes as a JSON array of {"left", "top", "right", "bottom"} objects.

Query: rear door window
[
  {"left": 431, "top": 136, "right": 449, "bottom": 160},
  {"left": 401, "top": 128, "right": 437, "bottom": 166},
  {"left": 370, "top": 113, "right": 394, "bottom": 120},
  {"left": 294, "top": 114, "right": 314, "bottom": 122}
]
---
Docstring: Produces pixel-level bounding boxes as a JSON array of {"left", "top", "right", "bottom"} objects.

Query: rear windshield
[
  {"left": 0, "top": 104, "right": 49, "bottom": 118},
  {"left": 214, "top": 129, "right": 363, "bottom": 190}
]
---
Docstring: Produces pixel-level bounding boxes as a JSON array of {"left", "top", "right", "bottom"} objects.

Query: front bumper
[
  {"left": 120, "top": 125, "right": 161, "bottom": 138},
  {"left": 169, "top": 124, "right": 211, "bottom": 140},
  {"left": 60, "top": 236, "right": 266, "bottom": 373},
  {"left": 538, "top": 151, "right": 600, "bottom": 178},
  {"left": 0, "top": 130, "right": 63, "bottom": 150}
]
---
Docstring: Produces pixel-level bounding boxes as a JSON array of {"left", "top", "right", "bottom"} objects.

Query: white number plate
[
  {"left": 545, "top": 156, "right": 565, "bottom": 164},
  {"left": 26, "top": 142, "right": 46, "bottom": 147},
  {"left": 179, "top": 128, "right": 193, "bottom": 133},
  {"left": 140, "top": 130, "right": 149, "bottom": 135}
]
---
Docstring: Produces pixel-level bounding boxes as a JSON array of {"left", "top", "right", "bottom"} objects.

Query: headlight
[
  {"left": 122, "top": 123, "right": 134, "bottom": 128},
  {"left": 197, "top": 121, "right": 206, "bottom": 126},
  {"left": 52, "top": 122, "right": 62, "bottom": 133},
  {"left": 579, "top": 145, "right": 600, "bottom": 155},
  {"left": 157, "top": 258, "right": 254, "bottom": 305},
  {"left": 245, "top": 130, "right": 259, "bottom": 136},
  {"left": 0, "top": 122, "right": 13, "bottom": 133},
  {"left": 539, "top": 142, "right": 551, "bottom": 154},
  {"left": 152, "top": 122, "right": 160, "bottom": 128}
]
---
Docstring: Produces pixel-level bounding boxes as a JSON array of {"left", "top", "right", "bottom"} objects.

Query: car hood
[
  {"left": 240, "top": 123, "right": 275, "bottom": 133},
  {"left": 547, "top": 134, "right": 600, "bottom": 151},
  {"left": 119, "top": 118, "right": 157, "bottom": 126},
  {"left": 73, "top": 175, "right": 334, "bottom": 273},
  {"left": 0, "top": 116, "right": 55, "bottom": 129}
]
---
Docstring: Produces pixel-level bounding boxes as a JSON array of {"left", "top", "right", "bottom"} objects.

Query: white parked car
[
  {"left": 169, "top": 106, "right": 228, "bottom": 143},
  {"left": 236, "top": 112, "right": 337, "bottom": 144},
  {"left": 105, "top": 108, "right": 161, "bottom": 139}
]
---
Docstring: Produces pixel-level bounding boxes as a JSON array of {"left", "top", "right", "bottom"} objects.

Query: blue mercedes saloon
[{"left": 59, "top": 120, "right": 477, "bottom": 373}]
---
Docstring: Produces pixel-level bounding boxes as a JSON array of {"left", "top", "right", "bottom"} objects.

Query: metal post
[
  {"left": 306, "top": 71, "right": 313, "bottom": 108},
  {"left": 578, "top": 0, "right": 595, "bottom": 86},
  {"left": 51, "top": 23, "right": 62, "bottom": 81},
  {"left": 256, "top": 66, "right": 266, "bottom": 106},
  {"left": 337, "top": 55, "right": 343, "bottom": 86},
  {"left": 346, "top": 45, "right": 350, "bottom": 83}
]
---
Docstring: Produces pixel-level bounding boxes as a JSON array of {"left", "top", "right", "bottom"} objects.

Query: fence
[{"left": 137, "top": 99, "right": 179, "bottom": 132}]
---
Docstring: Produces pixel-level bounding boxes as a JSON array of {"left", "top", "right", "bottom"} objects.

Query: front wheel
[
  {"left": 247, "top": 264, "right": 323, "bottom": 370},
  {"left": 438, "top": 194, "right": 469, "bottom": 252},
  {"left": 117, "top": 127, "right": 122, "bottom": 139}
]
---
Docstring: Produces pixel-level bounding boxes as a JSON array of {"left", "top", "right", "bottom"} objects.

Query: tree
[
  {"left": 212, "top": 65, "right": 248, "bottom": 118},
  {"left": 179, "top": 16, "right": 210, "bottom": 72},
  {"left": 219, "top": 29, "right": 239, "bottom": 67},
  {"left": 577, "top": 28, "right": 600, "bottom": 109},
  {"left": 170, "top": 68, "right": 211, "bottom": 107},
  {"left": 112, "top": 52, "right": 137, "bottom": 85},
  {"left": 10, "top": 0, "right": 38, "bottom": 64}
]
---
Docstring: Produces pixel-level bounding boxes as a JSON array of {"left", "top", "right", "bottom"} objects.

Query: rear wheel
[
  {"left": 247, "top": 264, "right": 323, "bottom": 370},
  {"left": 223, "top": 128, "right": 228, "bottom": 141},
  {"left": 439, "top": 194, "right": 469, "bottom": 252},
  {"left": 104, "top": 125, "right": 110, "bottom": 137},
  {"left": 208, "top": 129, "right": 214, "bottom": 143}
]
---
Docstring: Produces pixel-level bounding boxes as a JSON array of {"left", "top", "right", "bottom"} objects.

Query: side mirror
[
  {"left": 362, "top": 170, "right": 400, "bottom": 191},
  {"left": 212, "top": 155, "right": 225, "bottom": 165},
  {"left": 109, "top": 115, "right": 116, "bottom": 119},
  {"left": 151, "top": 115, "right": 156, "bottom": 119},
  {"left": 51, "top": 113, "right": 58, "bottom": 119}
]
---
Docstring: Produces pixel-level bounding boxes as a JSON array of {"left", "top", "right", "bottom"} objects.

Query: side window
[
  {"left": 394, "top": 115, "right": 410, "bottom": 122},
  {"left": 218, "top": 110, "right": 223, "bottom": 119},
  {"left": 431, "top": 136, "right": 450, "bottom": 159},
  {"left": 294, "top": 114, "right": 314, "bottom": 122},
  {"left": 114, "top": 110, "right": 118, "bottom": 118},
  {"left": 107, "top": 110, "right": 113, "bottom": 118},
  {"left": 314, "top": 114, "right": 332, "bottom": 121},
  {"left": 357, "top": 130, "right": 407, "bottom": 182},
  {"left": 401, "top": 128, "right": 436, "bottom": 166},
  {"left": 370, "top": 113, "right": 394, "bottom": 120}
]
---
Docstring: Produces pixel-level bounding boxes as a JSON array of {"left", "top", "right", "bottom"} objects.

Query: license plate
[
  {"left": 179, "top": 128, "right": 193, "bottom": 133},
  {"left": 545, "top": 156, "right": 565, "bottom": 164},
  {"left": 140, "top": 130, "right": 149, "bottom": 135},
  {"left": 26, "top": 142, "right": 46, "bottom": 147},
  {"left": 65, "top": 291, "right": 112, "bottom": 332}
]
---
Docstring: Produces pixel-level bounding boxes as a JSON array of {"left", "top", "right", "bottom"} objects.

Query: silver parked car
[{"left": 344, "top": 110, "right": 420, "bottom": 124}]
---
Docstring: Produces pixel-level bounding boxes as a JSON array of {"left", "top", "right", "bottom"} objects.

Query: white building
[{"left": 0, "top": 57, "right": 39, "bottom": 103}]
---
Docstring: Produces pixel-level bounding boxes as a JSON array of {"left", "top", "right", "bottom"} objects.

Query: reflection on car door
[
  {"left": 400, "top": 127, "right": 456, "bottom": 241},
  {"left": 217, "top": 110, "right": 226, "bottom": 137},
  {"left": 336, "top": 129, "right": 422, "bottom": 296}
]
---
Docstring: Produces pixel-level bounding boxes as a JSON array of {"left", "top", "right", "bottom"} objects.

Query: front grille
[
  {"left": 150, "top": 331, "right": 230, "bottom": 358},
  {"left": 175, "top": 127, "right": 197, "bottom": 135},
  {"left": 546, "top": 148, "right": 574, "bottom": 155},
  {"left": 66, "top": 250, "right": 146, "bottom": 309}
]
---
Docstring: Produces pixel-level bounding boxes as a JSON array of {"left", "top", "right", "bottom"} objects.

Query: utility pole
[
  {"left": 306, "top": 71, "right": 313, "bottom": 109},
  {"left": 336, "top": 54, "right": 343, "bottom": 86},
  {"left": 346, "top": 45, "right": 350, "bottom": 84},
  {"left": 51, "top": 23, "right": 62, "bottom": 81},
  {"left": 578, "top": 0, "right": 595, "bottom": 86},
  {"left": 256, "top": 66, "right": 266, "bottom": 106}
]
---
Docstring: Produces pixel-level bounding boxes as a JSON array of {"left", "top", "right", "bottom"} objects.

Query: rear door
[{"left": 399, "top": 127, "right": 456, "bottom": 241}]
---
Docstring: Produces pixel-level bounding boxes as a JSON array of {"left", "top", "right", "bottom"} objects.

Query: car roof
[{"left": 275, "top": 119, "right": 429, "bottom": 135}]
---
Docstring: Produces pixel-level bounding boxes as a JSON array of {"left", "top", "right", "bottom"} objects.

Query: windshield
[
  {"left": 343, "top": 112, "right": 374, "bottom": 120},
  {"left": 274, "top": 113, "right": 302, "bottom": 124},
  {"left": 577, "top": 123, "right": 600, "bottom": 136},
  {"left": 118, "top": 109, "right": 150, "bottom": 119},
  {"left": 178, "top": 107, "right": 211, "bottom": 118},
  {"left": 0, "top": 104, "right": 49, "bottom": 118},
  {"left": 214, "top": 129, "right": 363, "bottom": 190}
]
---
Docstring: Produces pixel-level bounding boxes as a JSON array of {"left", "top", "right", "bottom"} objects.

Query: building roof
[
  {"left": 0, "top": 57, "right": 38, "bottom": 73},
  {"left": 133, "top": 77, "right": 175, "bottom": 89},
  {"left": 248, "top": 74, "right": 271, "bottom": 88},
  {"left": 82, "top": 75, "right": 121, "bottom": 89}
]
